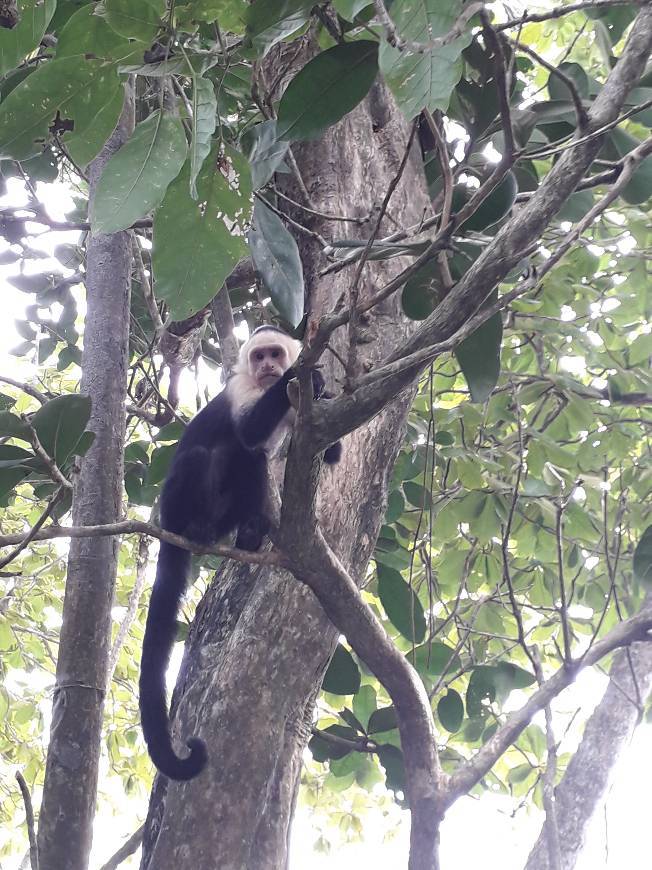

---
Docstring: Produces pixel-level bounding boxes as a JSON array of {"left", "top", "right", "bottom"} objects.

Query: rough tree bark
[
  {"left": 525, "top": 599, "right": 652, "bottom": 870},
  {"left": 37, "top": 87, "right": 135, "bottom": 870},
  {"left": 140, "top": 75, "right": 431, "bottom": 870}
]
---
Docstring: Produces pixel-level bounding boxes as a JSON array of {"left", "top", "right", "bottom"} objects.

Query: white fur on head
[
  {"left": 227, "top": 328, "right": 301, "bottom": 435},
  {"left": 233, "top": 327, "right": 301, "bottom": 377}
]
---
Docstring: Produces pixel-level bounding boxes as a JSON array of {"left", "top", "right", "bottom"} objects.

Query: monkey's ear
[{"left": 286, "top": 378, "right": 300, "bottom": 410}]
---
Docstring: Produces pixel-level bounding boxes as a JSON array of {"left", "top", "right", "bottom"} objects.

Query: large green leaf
[
  {"left": 91, "top": 111, "right": 188, "bottom": 234},
  {"left": 245, "top": 0, "right": 314, "bottom": 56},
  {"left": 454, "top": 306, "right": 503, "bottom": 403},
  {"left": 56, "top": 3, "right": 143, "bottom": 64},
  {"left": 30, "top": 395, "right": 92, "bottom": 464},
  {"left": 633, "top": 525, "right": 652, "bottom": 585},
  {"left": 189, "top": 76, "right": 218, "bottom": 199},
  {"left": 153, "top": 147, "right": 250, "bottom": 320},
  {"left": 437, "top": 689, "right": 464, "bottom": 733},
  {"left": 0, "top": 0, "right": 56, "bottom": 77},
  {"left": 309, "top": 724, "right": 357, "bottom": 761},
  {"left": 378, "top": 0, "right": 471, "bottom": 119},
  {"left": 276, "top": 41, "right": 379, "bottom": 142},
  {"left": 459, "top": 171, "right": 518, "bottom": 232},
  {"left": 247, "top": 120, "right": 289, "bottom": 190},
  {"left": 248, "top": 199, "right": 304, "bottom": 327},
  {"left": 0, "top": 58, "right": 118, "bottom": 162},
  {"left": 377, "top": 564, "right": 426, "bottom": 642},
  {"left": 63, "top": 83, "right": 126, "bottom": 169},
  {"left": 322, "top": 644, "right": 361, "bottom": 695},
  {"left": 105, "top": 0, "right": 162, "bottom": 42}
]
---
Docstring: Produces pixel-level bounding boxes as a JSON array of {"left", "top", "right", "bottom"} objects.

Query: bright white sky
[{"left": 1, "top": 179, "right": 651, "bottom": 870}]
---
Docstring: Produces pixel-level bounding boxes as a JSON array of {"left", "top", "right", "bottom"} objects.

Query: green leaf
[
  {"left": 413, "top": 642, "right": 461, "bottom": 676},
  {"left": 403, "top": 480, "right": 431, "bottom": 510},
  {"left": 379, "top": 0, "right": 471, "bottom": 119},
  {"left": 455, "top": 311, "right": 503, "bottom": 403},
  {"left": 0, "top": 412, "right": 28, "bottom": 438},
  {"left": 367, "top": 705, "right": 398, "bottom": 734},
  {"left": 56, "top": 3, "right": 142, "bottom": 63},
  {"left": 248, "top": 199, "right": 304, "bottom": 327},
  {"left": 459, "top": 171, "right": 518, "bottom": 232},
  {"left": 385, "top": 490, "right": 405, "bottom": 524},
  {"left": 153, "top": 147, "right": 249, "bottom": 321},
  {"left": 377, "top": 744, "right": 406, "bottom": 795},
  {"left": 105, "top": 0, "right": 161, "bottom": 42},
  {"left": 633, "top": 525, "right": 652, "bottom": 585},
  {"left": 0, "top": 0, "right": 56, "bottom": 77},
  {"left": 30, "top": 395, "right": 92, "bottom": 464},
  {"left": 547, "top": 62, "right": 589, "bottom": 101},
  {"left": 0, "top": 58, "right": 119, "bottom": 162},
  {"left": 309, "top": 724, "right": 357, "bottom": 761},
  {"left": 245, "top": 0, "right": 314, "bottom": 56},
  {"left": 190, "top": 76, "right": 217, "bottom": 199},
  {"left": 64, "top": 78, "right": 125, "bottom": 170},
  {"left": 466, "top": 666, "right": 496, "bottom": 717},
  {"left": 247, "top": 120, "right": 290, "bottom": 190},
  {"left": 322, "top": 644, "right": 361, "bottom": 695},
  {"left": 91, "top": 111, "right": 188, "bottom": 234},
  {"left": 147, "top": 443, "right": 177, "bottom": 485},
  {"left": 377, "top": 564, "right": 426, "bottom": 642},
  {"left": 437, "top": 689, "right": 464, "bottom": 733},
  {"left": 352, "top": 685, "right": 376, "bottom": 731},
  {"left": 333, "top": 0, "right": 372, "bottom": 21},
  {"left": 276, "top": 41, "right": 379, "bottom": 142},
  {"left": 401, "top": 265, "right": 440, "bottom": 320}
]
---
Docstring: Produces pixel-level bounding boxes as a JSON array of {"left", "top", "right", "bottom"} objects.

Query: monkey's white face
[{"left": 249, "top": 343, "right": 289, "bottom": 389}]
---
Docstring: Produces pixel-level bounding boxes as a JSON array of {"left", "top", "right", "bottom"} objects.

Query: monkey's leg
[{"left": 234, "top": 514, "right": 270, "bottom": 551}]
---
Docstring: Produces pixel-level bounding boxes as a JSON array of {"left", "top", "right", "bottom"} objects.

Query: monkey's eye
[
  {"left": 271, "top": 349, "right": 280, "bottom": 359},
  {"left": 255, "top": 351, "right": 264, "bottom": 361}
]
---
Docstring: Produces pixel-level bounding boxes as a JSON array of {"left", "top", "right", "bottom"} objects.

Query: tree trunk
[
  {"left": 37, "top": 87, "right": 134, "bottom": 870},
  {"left": 525, "top": 597, "right": 652, "bottom": 870},
  {"left": 140, "top": 76, "right": 432, "bottom": 868}
]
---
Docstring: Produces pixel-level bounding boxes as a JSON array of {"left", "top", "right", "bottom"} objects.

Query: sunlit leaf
[{"left": 91, "top": 111, "right": 188, "bottom": 234}]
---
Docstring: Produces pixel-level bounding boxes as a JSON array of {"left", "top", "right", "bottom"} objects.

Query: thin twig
[
  {"left": 0, "top": 518, "right": 288, "bottom": 567},
  {"left": 15, "top": 772, "right": 39, "bottom": 870},
  {"left": 20, "top": 415, "right": 72, "bottom": 490}
]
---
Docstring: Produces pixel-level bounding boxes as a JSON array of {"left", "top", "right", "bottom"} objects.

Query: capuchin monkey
[{"left": 139, "top": 326, "right": 342, "bottom": 781}]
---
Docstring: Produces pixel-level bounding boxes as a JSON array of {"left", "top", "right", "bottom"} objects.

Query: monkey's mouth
[{"left": 258, "top": 372, "right": 280, "bottom": 386}]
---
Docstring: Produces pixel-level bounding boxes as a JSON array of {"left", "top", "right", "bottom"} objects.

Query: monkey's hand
[{"left": 286, "top": 377, "right": 300, "bottom": 410}]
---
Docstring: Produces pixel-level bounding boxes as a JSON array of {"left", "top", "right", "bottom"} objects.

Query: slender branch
[
  {"left": 15, "top": 772, "right": 39, "bottom": 870},
  {"left": 98, "top": 824, "right": 145, "bottom": 870},
  {"left": 107, "top": 535, "right": 149, "bottom": 685},
  {"left": 0, "top": 488, "right": 64, "bottom": 570},
  {"left": 0, "top": 519, "right": 288, "bottom": 567},
  {"left": 447, "top": 610, "right": 652, "bottom": 802},
  {"left": 495, "top": 0, "right": 641, "bottom": 32},
  {"left": 0, "top": 376, "right": 48, "bottom": 404},
  {"left": 131, "top": 233, "right": 164, "bottom": 336},
  {"left": 532, "top": 649, "right": 562, "bottom": 870},
  {"left": 510, "top": 39, "right": 588, "bottom": 129}
]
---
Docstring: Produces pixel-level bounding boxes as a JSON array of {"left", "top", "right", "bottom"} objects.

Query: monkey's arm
[
  {"left": 235, "top": 369, "right": 295, "bottom": 449},
  {"left": 285, "top": 369, "right": 342, "bottom": 465}
]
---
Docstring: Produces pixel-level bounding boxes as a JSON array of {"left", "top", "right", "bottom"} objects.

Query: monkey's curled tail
[{"left": 139, "top": 542, "right": 207, "bottom": 780}]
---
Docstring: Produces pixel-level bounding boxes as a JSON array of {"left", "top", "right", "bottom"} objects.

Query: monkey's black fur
[{"left": 139, "top": 365, "right": 341, "bottom": 781}]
